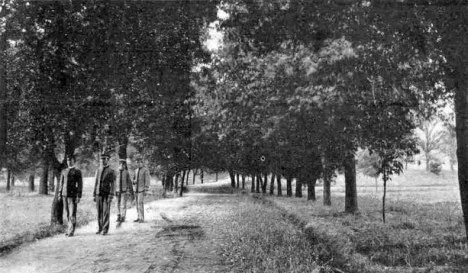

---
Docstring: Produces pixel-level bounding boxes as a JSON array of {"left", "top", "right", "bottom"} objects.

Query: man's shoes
[
  {"left": 133, "top": 219, "right": 140, "bottom": 222},
  {"left": 96, "top": 231, "right": 102, "bottom": 235},
  {"left": 65, "top": 233, "right": 69, "bottom": 237},
  {"left": 116, "top": 215, "right": 121, "bottom": 222},
  {"left": 68, "top": 233, "right": 74, "bottom": 237},
  {"left": 139, "top": 220, "right": 144, "bottom": 223},
  {"left": 102, "top": 231, "right": 108, "bottom": 236}
]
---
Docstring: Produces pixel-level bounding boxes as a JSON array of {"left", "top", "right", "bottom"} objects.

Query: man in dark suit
[
  {"left": 93, "top": 151, "right": 116, "bottom": 236},
  {"left": 59, "top": 154, "right": 83, "bottom": 237}
]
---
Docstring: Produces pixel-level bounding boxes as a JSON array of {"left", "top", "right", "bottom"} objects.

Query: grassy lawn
[
  {"left": 261, "top": 165, "right": 468, "bottom": 272},
  {"left": 328, "top": 165, "right": 459, "bottom": 204}
]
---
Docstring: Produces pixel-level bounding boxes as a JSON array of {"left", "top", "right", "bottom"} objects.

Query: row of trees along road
[
  {"left": 193, "top": 0, "right": 468, "bottom": 234},
  {"left": 1, "top": 1, "right": 468, "bottom": 240}
]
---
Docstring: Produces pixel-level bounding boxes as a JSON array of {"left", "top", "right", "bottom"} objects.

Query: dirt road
[{"left": 0, "top": 185, "right": 237, "bottom": 273}]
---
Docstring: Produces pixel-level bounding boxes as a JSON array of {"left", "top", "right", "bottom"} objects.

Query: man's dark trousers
[
  {"left": 96, "top": 195, "right": 111, "bottom": 233},
  {"left": 64, "top": 197, "right": 78, "bottom": 235}
]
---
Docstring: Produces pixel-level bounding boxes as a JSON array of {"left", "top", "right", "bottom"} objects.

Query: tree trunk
[
  {"left": 186, "top": 169, "right": 190, "bottom": 185},
  {"left": 51, "top": 162, "right": 65, "bottom": 225},
  {"left": 200, "top": 168, "right": 204, "bottom": 184},
  {"left": 164, "top": 171, "right": 173, "bottom": 192},
  {"left": 242, "top": 175, "right": 245, "bottom": 189},
  {"left": 425, "top": 156, "right": 430, "bottom": 171},
  {"left": 0, "top": 13, "right": 7, "bottom": 171},
  {"left": 51, "top": 173, "right": 63, "bottom": 225},
  {"left": 256, "top": 173, "right": 261, "bottom": 193},
  {"left": 344, "top": 154, "right": 358, "bottom": 213},
  {"left": 236, "top": 173, "right": 240, "bottom": 188},
  {"left": 295, "top": 178, "right": 302, "bottom": 198},
  {"left": 51, "top": 194, "right": 64, "bottom": 225},
  {"left": 382, "top": 173, "right": 387, "bottom": 224},
  {"left": 39, "top": 158, "right": 49, "bottom": 195},
  {"left": 228, "top": 170, "right": 236, "bottom": 187},
  {"left": 323, "top": 175, "right": 331, "bottom": 206},
  {"left": 161, "top": 173, "right": 166, "bottom": 188},
  {"left": 29, "top": 174, "right": 35, "bottom": 192},
  {"left": 251, "top": 174, "right": 255, "bottom": 193},
  {"left": 286, "top": 176, "right": 292, "bottom": 197},
  {"left": 192, "top": 169, "right": 197, "bottom": 185},
  {"left": 118, "top": 135, "right": 128, "bottom": 160},
  {"left": 6, "top": 169, "right": 10, "bottom": 192},
  {"left": 307, "top": 177, "right": 317, "bottom": 201},
  {"left": 11, "top": 175, "right": 14, "bottom": 187},
  {"left": 215, "top": 172, "right": 218, "bottom": 182},
  {"left": 174, "top": 173, "right": 180, "bottom": 192},
  {"left": 276, "top": 174, "right": 282, "bottom": 196},
  {"left": 180, "top": 170, "right": 186, "bottom": 189},
  {"left": 48, "top": 164, "right": 54, "bottom": 192},
  {"left": 179, "top": 170, "right": 185, "bottom": 197},
  {"left": 262, "top": 173, "right": 268, "bottom": 193},
  {"left": 269, "top": 173, "right": 275, "bottom": 195},
  {"left": 181, "top": 170, "right": 186, "bottom": 184},
  {"left": 454, "top": 75, "right": 468, "bottom": 241},
  {"left": 322, "top": 154, "right": 332, "bottom": 206},
  {"left": 168, "top": 174, "right": 174, "bottom": 191}
]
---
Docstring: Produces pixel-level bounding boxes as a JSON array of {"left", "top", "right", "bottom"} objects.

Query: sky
[{"left": 204, "top": 7, "right": 229, "bottom": 52}]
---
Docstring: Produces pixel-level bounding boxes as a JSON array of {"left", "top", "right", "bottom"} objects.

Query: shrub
[{"left": 429, "top": 159, "right": 442, "bottom": 175}]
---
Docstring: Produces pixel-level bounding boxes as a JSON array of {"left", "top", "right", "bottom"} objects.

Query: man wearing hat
[
  {"left": 59, "top": 154, "right": 83, "bottom": 237},
  {"left": 116, "top": 158, "right": 134, "bottom": 223},
  {"left": 133, "top": 154, "right": 151, "bottom": 223},
  {"left": 93, "top": 151, "right": 116, "bottom": 235}
]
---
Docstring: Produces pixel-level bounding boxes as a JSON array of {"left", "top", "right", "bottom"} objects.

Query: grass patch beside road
[
  {"left": 268, "top": 195, "right": 468, "bottom": 272},
  {"left": 217, "top": 194, "right": 340, "bottom": 273}
]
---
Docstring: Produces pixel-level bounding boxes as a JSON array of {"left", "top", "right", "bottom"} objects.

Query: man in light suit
[
  {"left": 133, "top": 155, "right": 151, "bottom": 223},
  {"left": 93, "top": 151, "right": 116, "bottom": 235},
  {"left": 116, "top": 158, "right": 134, "bottom": 223},
  {"left": 59, "top": 154, "right": 83, "bottom": 237}
]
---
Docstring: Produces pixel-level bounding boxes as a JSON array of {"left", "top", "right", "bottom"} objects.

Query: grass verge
[
  {"left": 266, "top": 194, "right": 468, "bottom": 272},
  {"left": 216, "top": 194, "right": 344, "bottom": 273}
]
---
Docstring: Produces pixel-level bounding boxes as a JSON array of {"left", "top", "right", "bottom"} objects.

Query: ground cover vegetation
[
  {"left": 217, "top": 194, "right": 334, "bottom": 273},
  {"left": 215, "top": 166, "right": 462, "bottom": 272},
  {"left": 269, "top": 195, "right": 467, "bottom": 272},
  {"left": 1, "top": 0, "right": 468, "bottom": 270}
]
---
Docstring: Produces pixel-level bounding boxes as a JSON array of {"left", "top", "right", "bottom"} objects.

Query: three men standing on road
[
  {"left": 93, "top": 151, "right": 116, "bottom": 236},
  {"left": 59, "top": 154, "right": 83, "bottom": 237},
  {"left": 116, "top": 159, "right": 134, "bottom": 224},
  {"left": 133, "top": 155, "right": 151, "bottom": 223}
]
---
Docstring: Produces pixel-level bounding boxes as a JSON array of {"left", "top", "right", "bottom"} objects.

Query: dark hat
[
  {"left": 101, "top": 151, "right": 110, "bottom": 158},
  {"left": 118, "top": 158, "right": 127, "bottom": 163}
]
